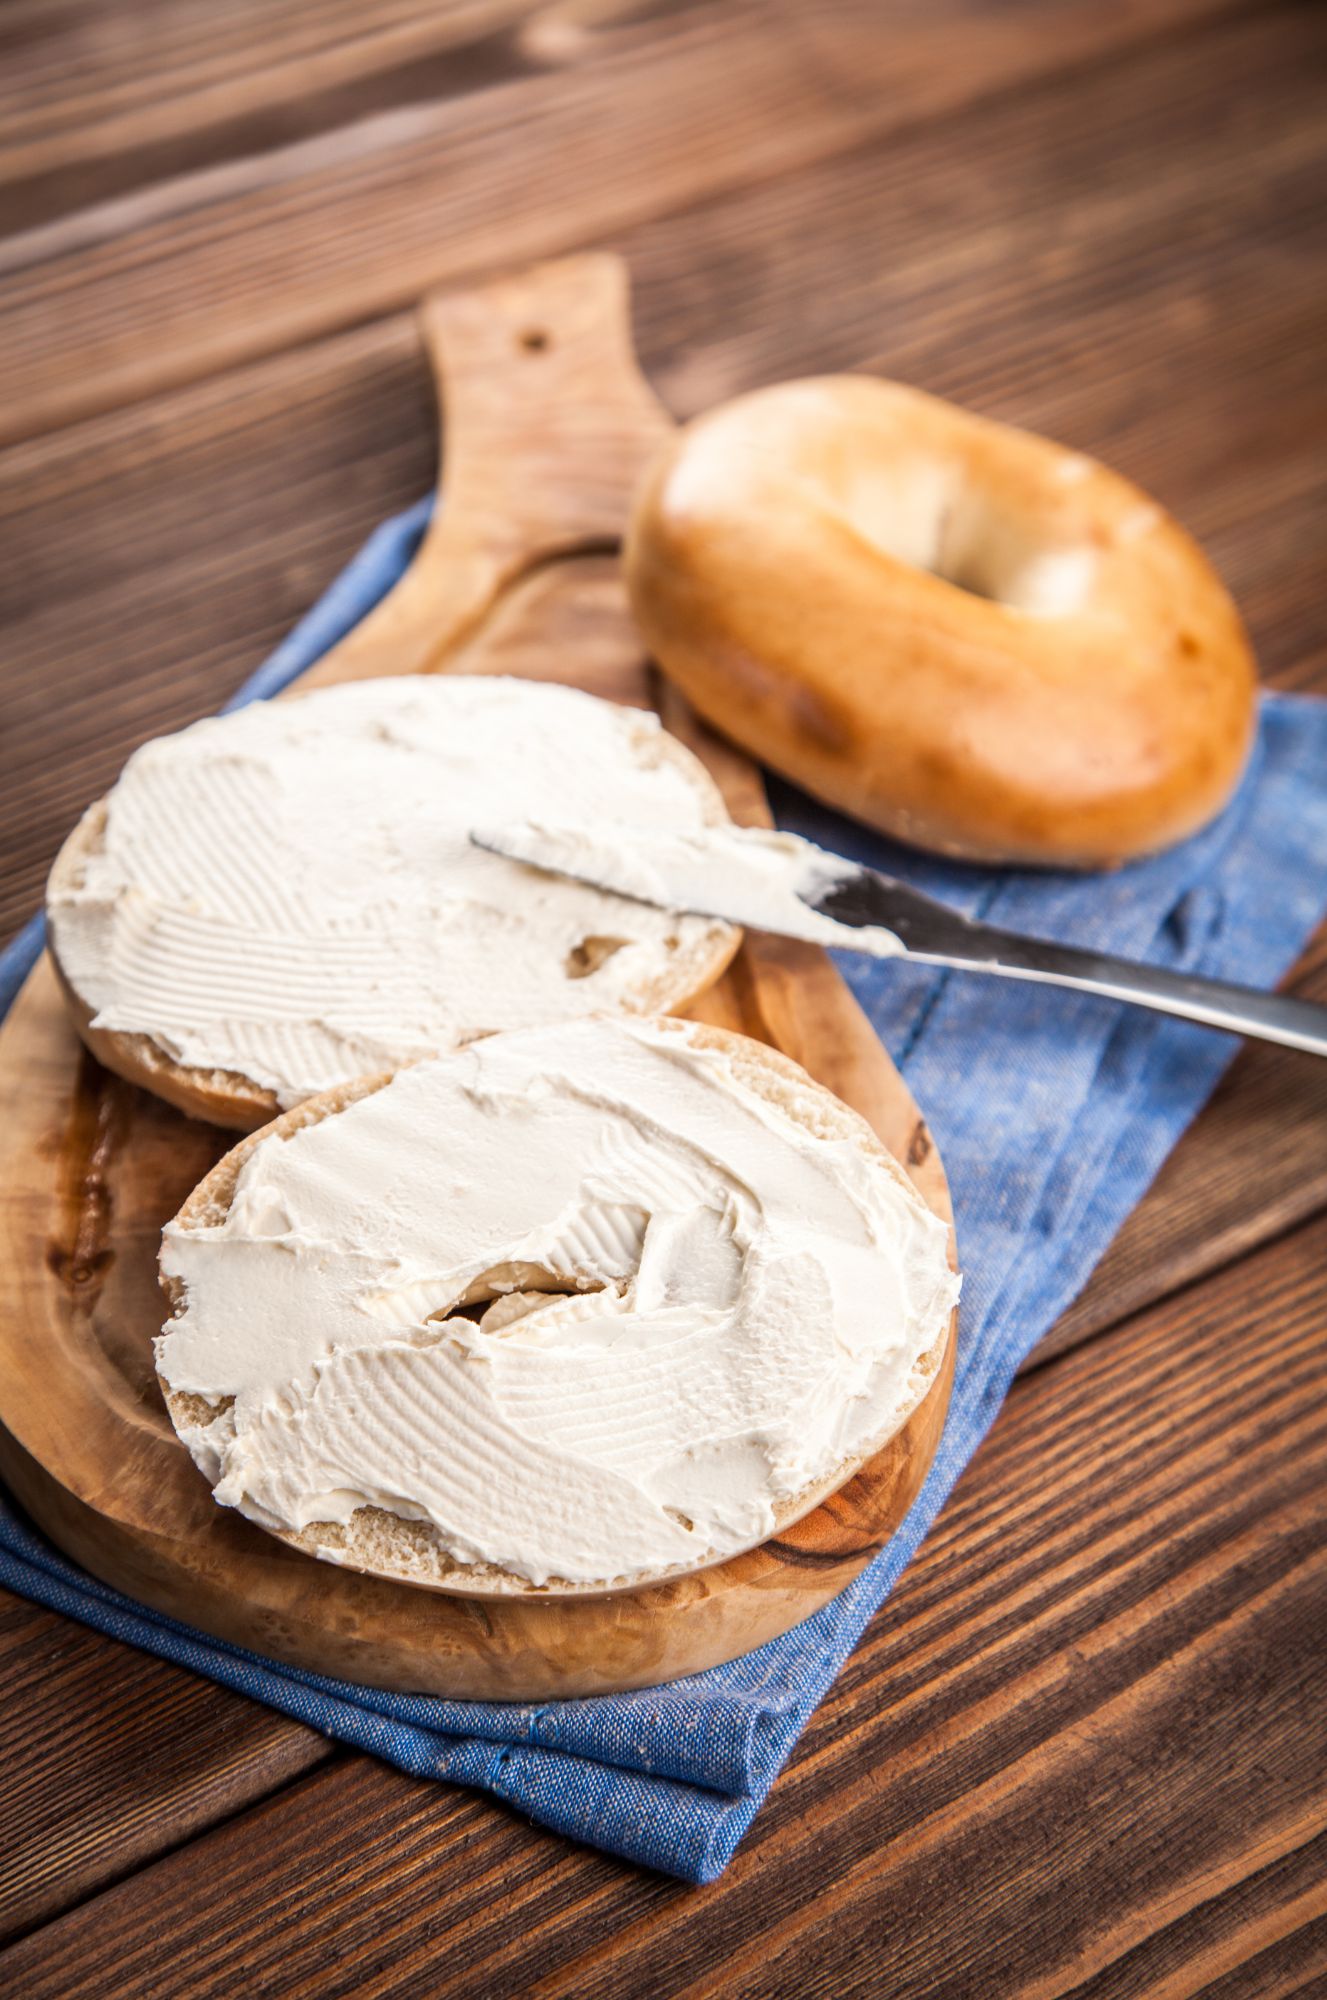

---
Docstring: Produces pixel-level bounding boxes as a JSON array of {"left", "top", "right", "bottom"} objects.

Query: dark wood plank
[
  {"left": 2, "top": 1212, "right": 1321, "bottom": 1996},
  {"left": 0, "top": 1590, "right": 331, "bottom": 1945},
  {"left": 0, "top": 1, "right": 533, "bottom": 204},
  {"left": 0, "top": 0, "right": 1240, "bottom": 442}
]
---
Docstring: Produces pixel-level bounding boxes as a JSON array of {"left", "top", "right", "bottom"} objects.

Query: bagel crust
[{"left": 626, "top": 376, "right": 1258, "bottom": 868}]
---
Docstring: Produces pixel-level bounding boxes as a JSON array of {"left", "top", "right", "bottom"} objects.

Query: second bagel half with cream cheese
[
  {"left": 626, "top": 376, "right": 1258, "bottom": 869},
  {"left": 156, "top": 1015, "right": 959, "bottom": 1595}
]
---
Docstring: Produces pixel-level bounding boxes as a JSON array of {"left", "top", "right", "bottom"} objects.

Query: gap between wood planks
[
  {"left": 0, "top": 1731, "right": 341, "bottom": 1954},
  {"left": 1, "top": 1206, "right": 1321, "bottom": 1993}
]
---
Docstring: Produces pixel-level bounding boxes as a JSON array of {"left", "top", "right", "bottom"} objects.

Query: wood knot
[
  {"left": 45, "top": 1242, "right": 116, "bottom": 1296},
  {"left": 46, "top": 1050, "right": 129, "bottom": 1313}
]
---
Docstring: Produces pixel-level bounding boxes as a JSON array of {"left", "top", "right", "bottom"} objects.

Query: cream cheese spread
[
  {"left": 47, "top": 678, "right": 735, "bottom": 1107},
  {"left": 158, "top": 1017, "right": 959, "bottom": 1587},
  {"left": 473, "top": 819, "right": 907, "bottom": 957}
]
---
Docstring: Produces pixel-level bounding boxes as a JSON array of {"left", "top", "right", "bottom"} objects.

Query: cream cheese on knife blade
[{"left": 471, "top": 820, "right": 908, "bottom": 957}]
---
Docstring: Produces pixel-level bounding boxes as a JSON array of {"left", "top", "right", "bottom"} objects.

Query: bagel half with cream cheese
[
  {"left": 45, "top": 677, "right": 740, "bottom": 1129},
  {"left": 626, "top": 376, "right": 1258, "bottom": 868},
  {"left": 156, "top": 1015, "right": 959, "bottom": 1596}
]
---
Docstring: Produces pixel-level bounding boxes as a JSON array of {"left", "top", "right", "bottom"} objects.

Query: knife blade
[{"left": 470, "top": 820, "right": 1327, "bottom": 1057}]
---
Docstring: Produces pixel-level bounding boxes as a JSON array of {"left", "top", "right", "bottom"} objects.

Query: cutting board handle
[{"left": 299, "top": 254, "right": 673, "bottom": 689}]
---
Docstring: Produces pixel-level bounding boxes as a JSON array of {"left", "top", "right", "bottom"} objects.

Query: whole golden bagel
[{"left": 625, "top": 377, "right": 1258, "bottom": 868}]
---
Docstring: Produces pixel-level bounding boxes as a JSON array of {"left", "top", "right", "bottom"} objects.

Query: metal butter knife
[{"left": 472, "top": 820, "right": 1327, "bottom": 1058}]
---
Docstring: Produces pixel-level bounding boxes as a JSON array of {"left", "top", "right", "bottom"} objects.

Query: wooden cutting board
[{"left": 0, "top": 255, "right": 956, "bottom": 1700}]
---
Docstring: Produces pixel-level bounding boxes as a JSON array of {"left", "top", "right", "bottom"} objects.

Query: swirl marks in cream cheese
[
  {"left": 47, "top": 678, "right": 737, "bottom": 1109},
  {"left": 158, "top": 1018, "right": 959, "bottom": 1589}
]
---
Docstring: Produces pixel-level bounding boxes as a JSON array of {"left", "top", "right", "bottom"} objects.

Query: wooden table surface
[{"left": 1, "top": 3, "right": 1324, "bottom": 1993}]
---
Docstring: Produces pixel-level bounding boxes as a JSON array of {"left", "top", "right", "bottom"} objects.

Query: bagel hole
[
  {"left": 446, "top": 1263, "right": 610, "bottom": 1310},
  {"left": 937, "top": 550, "right": 1001, "bottom": 603},
  {"left": 936, "top": 499, "right": 1096, "bottom": 614},
  {"left": 436, "top": 1264, "right": 621, "bottom": 1336},
  {"left": 848, "top": 472, "right": 1095, "bottom": 614},
  {"left": 565, "top": 934, "right": 629, "bottom": 978}
]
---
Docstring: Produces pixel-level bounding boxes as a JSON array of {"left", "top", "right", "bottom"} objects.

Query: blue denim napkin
[{"left": 3, "top": 497, "right": 1324, "bottom": 1883}]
